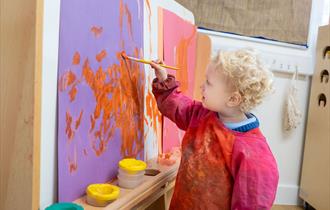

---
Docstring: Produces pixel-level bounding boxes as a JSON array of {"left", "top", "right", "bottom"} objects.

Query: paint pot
[
  {"left": 86, "top": 183, "right": 120, "bottom": 207},
  {"left": 45, "top": 203, "right": 83, "bottom": 210},
  {"left": 118, "top": 158, "right": 146, "bottom": 189}
]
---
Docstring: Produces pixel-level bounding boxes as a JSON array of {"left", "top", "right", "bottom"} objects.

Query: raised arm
[{"left": 150, "top": 60, "right": 204, "bottom": 130}]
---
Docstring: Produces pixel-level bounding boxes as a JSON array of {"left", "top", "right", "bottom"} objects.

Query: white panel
[
  {"left": 143, "top": 0, "right": 194, "bottom": 160},
  {"left": 204, "top": 32, "right": 314, "bottom": 76},
  {"left": 40, "top": 0, "right": 61, "bottom": 209}
]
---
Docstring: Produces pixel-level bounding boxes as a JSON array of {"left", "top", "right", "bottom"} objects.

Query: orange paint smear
[
  {"left": 119, "top": 0, "right": 124, "bottom": 35},
  {"left": 68, "top": 147, "right": 77, "bottom": 174},
  {"left": 124, "top": 4, "right": 133, "bottom": 40},
  {"left": 146, "top": 0, "right": 151, "bottom": 16},
  {"left": 119, "top": 0, "right": 134, "bottom": 41},
  {"left": 175, "top": 30, "right": 196, "bottom": 93},
  {"left": 145, "top": 90, "right": 162, "bottom": 132},
  {"left": 80, "top": 48, "right": 145, "bottom": 157},
  {"left": 146, "top": 0, "right": 152, "bottom": 53},
  {"left": 91, "top": 26, "right": 103, "bottom": 38},
  {"left": 193, "top": 34, "right": 211, "bottom": 100},
  {"left": 69, "top": 84, "right": 78, "bottom": 102},
  {"left": 90, "top": 114, "right": 95, "bottom": 132},
  {"left": 82, "top": 59, "right": 94, "bottom": 87},
  {"left": 59, "top": 71, "right": 76, "bottom": 91},
  {"left": 75, "top": 110, "right": 84, "bottom": 129},
  {"left": 65, "top": 111, "right": 74, "bottom": 140},
  {"left": 96, "top": 50, "right": 107, "bottom": 63},
  {"left": 72, "top": 52, "right": 80, "bottom": 65}
]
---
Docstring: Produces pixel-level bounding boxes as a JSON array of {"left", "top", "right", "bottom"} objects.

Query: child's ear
[{"left": 227, "top": 92, "right": 242, "bottom": 107}]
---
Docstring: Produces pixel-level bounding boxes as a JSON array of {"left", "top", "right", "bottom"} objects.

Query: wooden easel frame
[{"left": 0, "top": 0, "right": 43, "bottom": 209}]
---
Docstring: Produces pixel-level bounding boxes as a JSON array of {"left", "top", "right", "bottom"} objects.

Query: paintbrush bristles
[{"left": 120, "top": 51, "right": 128, "bottom": 59}]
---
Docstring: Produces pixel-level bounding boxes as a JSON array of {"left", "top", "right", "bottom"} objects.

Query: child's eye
[{"left": 206, "top": 80, "right": 211, "bottom": 85}]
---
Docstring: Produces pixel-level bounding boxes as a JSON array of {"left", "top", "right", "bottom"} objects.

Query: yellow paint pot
[
  {"left": 86, "top": 184, "right": 120, "bottom": 207},
  {"left": 118, "top": 158, "right": 147, "bottom": 174}
]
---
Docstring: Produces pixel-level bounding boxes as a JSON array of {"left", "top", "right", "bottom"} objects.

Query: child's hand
[{"left": 150, "top": 59, "right": 167, "bottom": 82}]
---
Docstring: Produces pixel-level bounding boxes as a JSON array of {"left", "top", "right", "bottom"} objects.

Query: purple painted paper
[{"left": 57, "top": 0, "right": 144, "bottom": 202}]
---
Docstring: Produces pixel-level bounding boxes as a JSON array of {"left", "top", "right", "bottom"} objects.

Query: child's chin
[
  {"left": 201, "top": 101, "right": 217, "bottom": 112},
  {"left": 201, "top": 100, "right": 209, "bottom": 109}
]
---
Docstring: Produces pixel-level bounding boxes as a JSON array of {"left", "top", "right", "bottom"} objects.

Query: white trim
[
  {"left": 40, "top": 0, "right": 61, "bottom": 209},
  {"left": 275, "top": 184, "right": 303, "bottom": 205},
  {"left": 198, "top": 29, "right": 308, "bottom": 50}
]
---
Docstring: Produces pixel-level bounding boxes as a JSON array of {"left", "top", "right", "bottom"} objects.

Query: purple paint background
[{"left": 57, "top": 0, "right": 143, "bottom": 202}]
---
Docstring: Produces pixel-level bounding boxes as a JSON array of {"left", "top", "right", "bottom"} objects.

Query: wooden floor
[{"left": 272, "top": 205, "right": 304, "bottom": 210}]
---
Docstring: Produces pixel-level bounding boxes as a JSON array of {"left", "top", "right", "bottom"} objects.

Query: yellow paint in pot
[
  {"left": 118, "top": 158, "right": 147, "bottom": 174},
  {"left": 86, "top": 184, "right": 120, "bottom": 207}
]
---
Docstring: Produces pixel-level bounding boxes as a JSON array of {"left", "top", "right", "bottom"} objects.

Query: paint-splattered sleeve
[
  {"left": 152, "top": 74, "right": 204, "bottom": 130},
  {"left": 231, "top": 137, "right": 279, "bottom": 210}
]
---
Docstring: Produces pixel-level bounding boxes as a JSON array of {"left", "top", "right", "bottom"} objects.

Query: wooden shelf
[{"left": 74, "top": 158, "right": 179, "bottom": 210}]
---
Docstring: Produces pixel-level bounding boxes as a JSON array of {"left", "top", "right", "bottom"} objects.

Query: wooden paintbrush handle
[
  {"left": 159, "top": 64, "right": 179, "bottom": 71},
  {"left": 124, "top": 54, "right": 179, "bottom": 70}
]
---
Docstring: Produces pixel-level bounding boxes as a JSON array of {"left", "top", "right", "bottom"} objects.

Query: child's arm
[
  {"left": 231, "top": 139, "right": 279, "bottom": 210},
  {"left": 150, "top": 60, "right": 203, "bottom": 130}
]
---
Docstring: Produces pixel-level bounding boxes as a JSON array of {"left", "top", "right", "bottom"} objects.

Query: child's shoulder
[
  {"left": 190, "top": 99, "right": 210, "bottom": 115},
  {"left": 233, "top": 129, "right": 275, "bottom": 160},
  {"left": 186, "top": 100, "right": 214, "bottom": 125}
]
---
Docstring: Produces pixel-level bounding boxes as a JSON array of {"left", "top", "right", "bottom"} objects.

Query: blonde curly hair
[{"left": 212, "top": 48, "right": 273, "bottom": 112}]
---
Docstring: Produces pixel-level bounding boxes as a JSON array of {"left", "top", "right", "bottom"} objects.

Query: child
[{"left": 150, "top": 49, "right": 279, "bottom": 210}]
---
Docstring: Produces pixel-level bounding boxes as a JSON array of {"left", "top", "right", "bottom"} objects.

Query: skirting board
[{"left": 275, "top": 184, "right": 303, "bottom": 205}]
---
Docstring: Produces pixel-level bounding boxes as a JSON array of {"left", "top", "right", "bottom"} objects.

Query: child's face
[{"left": 201, "top": 63, "right": 239, "bottom": 113}]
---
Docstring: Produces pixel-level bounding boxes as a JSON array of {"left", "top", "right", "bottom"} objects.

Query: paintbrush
[{"left": 121, "top": 51, "right": 179, "bottom": 71}]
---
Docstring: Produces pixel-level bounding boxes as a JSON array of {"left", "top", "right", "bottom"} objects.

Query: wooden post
[
  {"left": 0, "top": 0, "right": 43, "bottom": 209},
  {"left": 299, "top": 24, "right": 330, "bottom": 209}
]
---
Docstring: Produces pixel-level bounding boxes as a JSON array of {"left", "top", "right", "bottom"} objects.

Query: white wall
[
  {"left": 255, "top": 76, "right": 311, "bottom": 205},
  {"left": 143, "top": 0, "right": 194, "bottom": 161}
]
